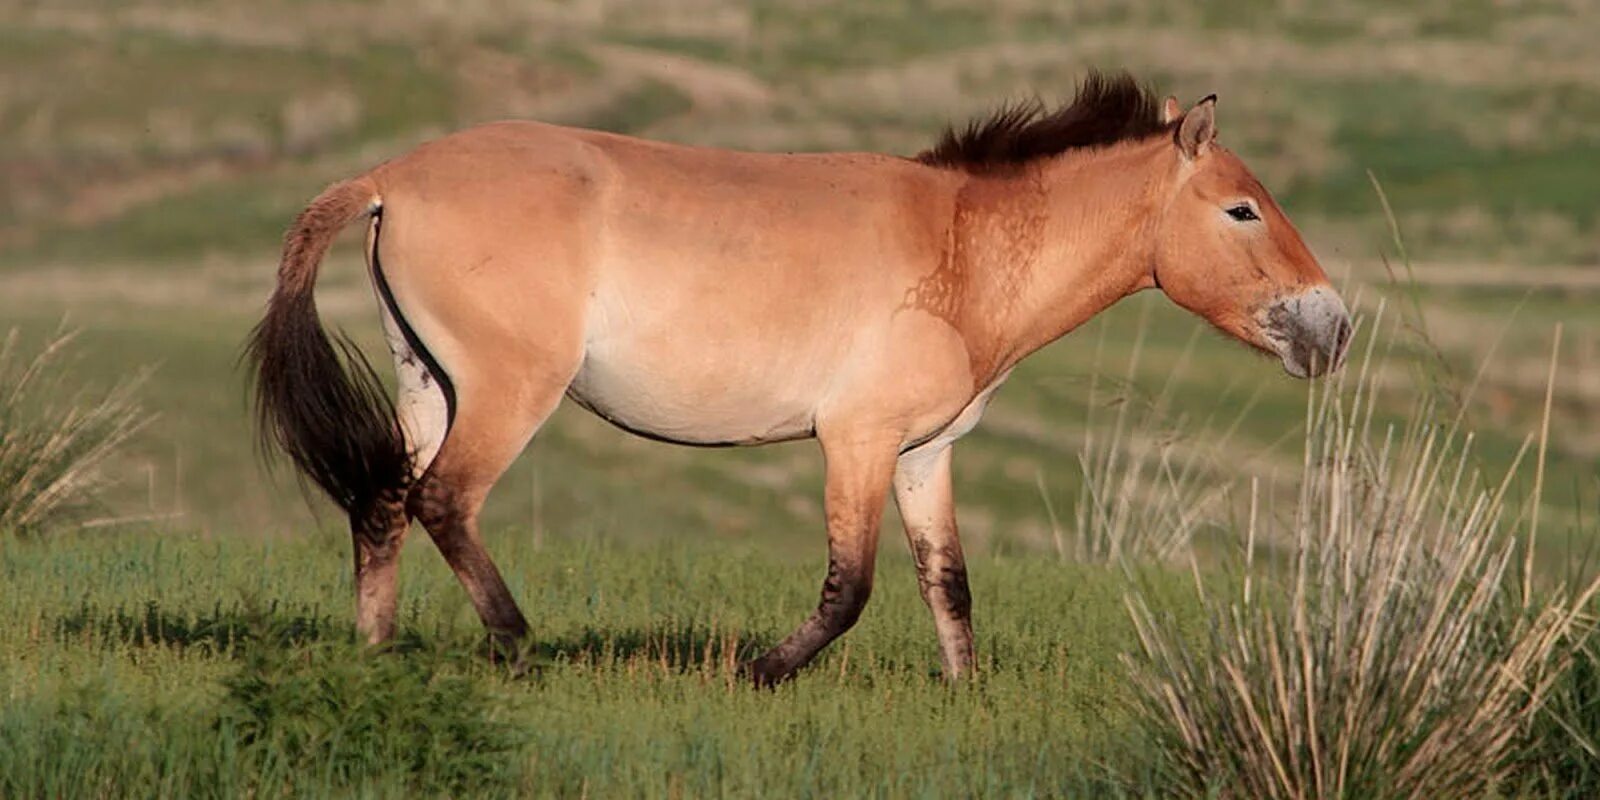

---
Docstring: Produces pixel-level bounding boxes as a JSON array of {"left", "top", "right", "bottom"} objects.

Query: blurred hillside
[
  {"left": 5, "top": 0, "right": 1600, "bottom": 265},
  {"left": 1, "top": 0, "right": 1597, "bottom": 550}
]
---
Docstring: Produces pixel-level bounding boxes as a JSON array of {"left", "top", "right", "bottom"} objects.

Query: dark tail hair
[{"left": 247, "top": 177, "right": 410, "bottom": 516}]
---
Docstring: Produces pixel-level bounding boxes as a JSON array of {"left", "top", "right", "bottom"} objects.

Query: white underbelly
[
  {"left": 571, "top": 264, "right": 869, "bottom": 446},
  {"left": 566, "top": 352, "right": 818, "bottom": 446}
]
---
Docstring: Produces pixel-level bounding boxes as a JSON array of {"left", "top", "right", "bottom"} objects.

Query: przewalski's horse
[{"left": 249, "top": 72, "right": 1349, "bottom": 686}]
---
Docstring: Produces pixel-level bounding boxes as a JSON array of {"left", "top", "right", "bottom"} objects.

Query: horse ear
[
  {"left": 1177, "top": 94, "right": 1217, "bottom": 160},
  {"left": 1161, "top": 96, "right": 1181, "bottom": 125}
]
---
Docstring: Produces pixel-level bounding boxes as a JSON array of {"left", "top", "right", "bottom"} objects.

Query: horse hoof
[{"left": 741, "top": 657, "right": 790, "bottom": 689}]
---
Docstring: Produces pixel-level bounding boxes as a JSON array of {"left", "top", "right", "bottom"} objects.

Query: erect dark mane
[{"left": 916, "top": 71, "right": 1170, "bottom": 170}]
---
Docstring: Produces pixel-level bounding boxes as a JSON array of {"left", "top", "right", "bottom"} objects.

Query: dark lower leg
[
  {"left": 894, "top": 445, "right": 974, "bottom": 679},
  {"left": 909, "top": 536, "right": 974, "bottom": 677},
  {"left": 748, "top": 434, "right": 895, "bottom": 687},
  {"left": 748, "top": 554, "right": 874, "bottom": 686},
  {"left": 410, "top": 481, "right": 529, "bottom": 644}
]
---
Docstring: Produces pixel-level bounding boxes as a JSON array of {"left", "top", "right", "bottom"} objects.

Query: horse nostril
[{"left": 1334, "top": 316, "right": 1352, "bottom": 353}]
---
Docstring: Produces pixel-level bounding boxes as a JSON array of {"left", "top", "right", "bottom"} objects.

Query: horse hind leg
[
  {"left": 349, "top": 279, "right": 453, "bottom": 644},
  {"left": 373, "top": 263, "right": 578, "bottom": 653},
  {"left": 406, "top": 370, "right": 570, "bottom": 649},
  {"left": 351, "top": 485, "right": 410, "bottom": 644}
]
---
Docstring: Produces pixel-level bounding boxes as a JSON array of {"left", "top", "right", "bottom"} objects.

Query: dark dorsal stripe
[{"left": 916, "top": 70, "right": 1170, "bottom": 171}]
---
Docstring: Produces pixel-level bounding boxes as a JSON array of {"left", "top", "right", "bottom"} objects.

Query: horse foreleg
[
  {"left": 747, "top": 431, "right": 898, "bottom": 687},
  {"left": 893, "top": 444, "right": 974, "bottom": 679}
]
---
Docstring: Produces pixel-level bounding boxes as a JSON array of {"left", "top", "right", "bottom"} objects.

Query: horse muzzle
[{"left": 1262, "top": 286, "right": 1351, "bottom": 379}]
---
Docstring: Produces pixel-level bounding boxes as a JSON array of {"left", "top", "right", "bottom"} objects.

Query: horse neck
[{"left": 955, "top": 138, "right": 1175, "bottom": 380}]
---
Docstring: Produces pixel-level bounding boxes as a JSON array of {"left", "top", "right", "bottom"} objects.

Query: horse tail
[{"left": 246, "top": 176, "right": 411, "bottom": 517}]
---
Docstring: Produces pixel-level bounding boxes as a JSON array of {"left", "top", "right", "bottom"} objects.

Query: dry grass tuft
[
  {"left": 1124, "top": 311, "right": 1600, "bottom": 798},
  {"left": 0, "top": 327, "right": 149, "bottom": 535}
]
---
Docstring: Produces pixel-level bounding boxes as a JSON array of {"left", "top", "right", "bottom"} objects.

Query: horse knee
[
  {"left": 407, "top": 477, "right": 467, "bottom": 526},
  {"left": 407, "top": 478, "right": 498, "bottom": 566},
  {"left": 820, "top": 565, "right": 873, "bottom": 631}
]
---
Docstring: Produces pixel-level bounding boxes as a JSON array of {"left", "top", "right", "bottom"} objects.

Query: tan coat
[{"left": 250, "top": 81, "right": 1349, "bottom": 685}]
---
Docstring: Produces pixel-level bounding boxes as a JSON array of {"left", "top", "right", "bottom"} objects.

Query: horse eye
[{"left": 1226, "top": 204, "right": 1259, "bottom": 222}]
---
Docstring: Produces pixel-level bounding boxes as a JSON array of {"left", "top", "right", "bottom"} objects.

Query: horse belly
[{"left": 566, "top": 349, "right": 821, "bottom": 446}]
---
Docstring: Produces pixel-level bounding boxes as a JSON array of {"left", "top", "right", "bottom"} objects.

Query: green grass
[{"left": 0, "top": 531, "right": 1203, "bottom": 796}]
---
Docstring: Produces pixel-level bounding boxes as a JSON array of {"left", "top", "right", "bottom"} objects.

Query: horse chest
[{"left": 903, "top": 369, "right": 1011, "bottom": 454}]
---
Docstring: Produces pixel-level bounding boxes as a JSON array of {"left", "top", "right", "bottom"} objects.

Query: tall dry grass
[
  {"left": 1122, "top": 308, "right": 1600, "bottom": 798},
  {"left": 0, "top": 327, "right": 149, "bottom": 535},
  {"left": 1045, "top": 310, "right": 1256, "bottom": 565}
]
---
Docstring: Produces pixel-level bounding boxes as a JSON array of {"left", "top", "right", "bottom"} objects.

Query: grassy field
[
  {"left": 4, "top": 0, "right": 1600, "bottom": 795},
  {"left": 0, "top": 531, "right": 1209, "bottom": 796}
]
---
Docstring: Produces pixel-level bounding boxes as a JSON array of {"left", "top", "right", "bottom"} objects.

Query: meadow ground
[
  {"left": 3, "top": 0, "right": 1600, "bottom": 795},
  {"left": 0, "top": 530, "right": 1207, "bottom": 796}
]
